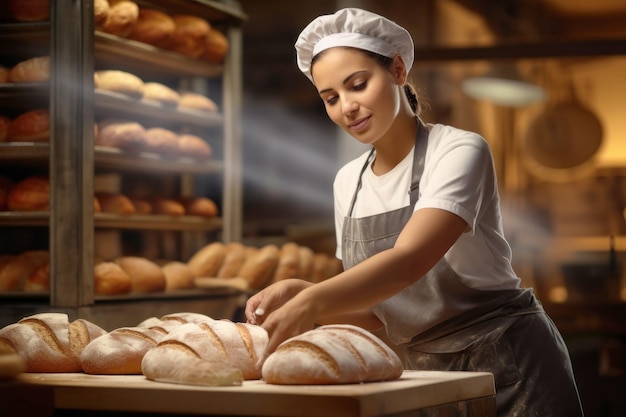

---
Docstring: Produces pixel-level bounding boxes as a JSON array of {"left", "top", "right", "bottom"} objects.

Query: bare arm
[{"left": 254, "top": 207, "right": 468, "bottom": 364}]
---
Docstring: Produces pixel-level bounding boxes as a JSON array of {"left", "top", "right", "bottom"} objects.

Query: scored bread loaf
[
  {"left": 261, "top": 324, "right": 403, "bottom": 385},
  {"left": 0, "top": 313, "right": 107, "bottom": 372},
  {"left": 138, "top": 312, "right": 214, "bottom": 331},
  {"left": 80, "top": 326, "right": 166, "bottom": 374},
  {"left": 142, "top": 319, "right": 268, "bottom": 382}
]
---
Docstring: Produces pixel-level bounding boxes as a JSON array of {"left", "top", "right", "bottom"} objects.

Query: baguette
[
  {"left": 261, "top": 324, "right": 403, "bottom": 385},
  {"left": 80, "top": 326, "right": 165, "bottom": 374},
  {"left": 142, "top": 320, "right": 267, "bottom": 382},
  {"left": 0, "top": 313, "right": 107, "bottom": 372}
]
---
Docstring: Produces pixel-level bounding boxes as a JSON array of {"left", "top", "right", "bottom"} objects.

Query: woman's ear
[{"left": 391, "top": 54, "right": 408, "bottom": 85}]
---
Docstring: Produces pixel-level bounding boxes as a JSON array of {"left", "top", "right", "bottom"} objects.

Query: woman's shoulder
[{"left": 428, "top": 123, "right": 489, "bottom": 149}]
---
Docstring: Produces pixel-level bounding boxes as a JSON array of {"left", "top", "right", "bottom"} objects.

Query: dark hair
[{"left": 311, "top": 47, "right": 422, "bottom": 116}]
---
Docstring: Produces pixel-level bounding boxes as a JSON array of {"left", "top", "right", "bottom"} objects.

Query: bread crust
[
  {"left": 216, "top": 242, "right": 247, "bottom": 278},
  {"left": 127, "top": 9, "right": 176, "bottom": 48},
  {"left": 7, "top": 109, "right": 49, "bottom": 142},
  {"left": 101, "top": 0, "right": 139, "bottom": 37},
  {"left": 114, "top": 256, "right": 166, "bottom": 293},
  {"left": 238, "top": 244, "right": 280, "bottom": 290},
  {"left": 94, "top": 70, "right": 144, "bottom": 98},
  {"left": 94, "top": 261, "right": 132, "bottom": 295},
  {"left": 188, "top": 242, "right": 226, "bottom": 277},
  {"left": 8, "top": 56, "right": 50, "bottom": 83},
  {"left": 273, "top": 242, "right": 301, "bottom": 282},
  {"left": 161, "top": 261, "right": 196, "bottom": 290},
  {"left": 7, "top": 176, "right": 50, "bottom": 211}
]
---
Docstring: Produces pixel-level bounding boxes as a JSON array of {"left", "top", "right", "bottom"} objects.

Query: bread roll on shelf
[
  {"left": 94, "top": 261, "right": 132, "bottom": 295},
  {"left": 179, "top": 196, "right": 218, "bottom": 218},
  {"left": 143, "top": 127, "right": 179, "bottom": 156},
  {"left": 151, "top": 197, "right": 185, "bottom": 216},
  {"left": 0, "top": 176, "right": 14, "bottom": 211},
  {"left": 96, "top": 119, "right": 146, "bottom": 151},
  {"left": 273, "top": 242, "right": 301, "bottom": 282},
  {"left": 169, "top": 15, "right": 211, "bottom": 58},
  {"left": 114, "top": 256, "right": 167, "bottom": 293},
  {"left": 0, "top": 116, "right": 10, "bottom": 142},
  {"left": 95, "top": 192, "right": 136, "bottom": 215},
  {"left": 0, "top": 250, "right": 48, "bottom": 292},
  {"left": 188, "top": 241, "right": 226, "bottom": 277},
  {"left": 178, "top": 91, "right": 218, "bottom": 113},
  {"left": 238, "top": 244, "right": 280, "bottom": 290},
  {"left": 6, "top": 109, "right": 49, "bottom": 142},
  {"left": 161, "top": 261, "right": 196, "bottom": 290},
  {"left": 201, "top": 28, "right": 229, "bottom": 63},
  {"left": 216, "top": 242, "right": 247, "bottom": 278},
  {"left": 0, "top": 66, "right": 9, "bottom": 83},
  {"left": 94, "top": 70, "right": 145, "bottom": 98},
  {"left": 100, "top": 0, "right": 139, "bottom": 38},
  {"left": 127, "top": 9, "right": 176, "bottom": 49},
  {"left": 94, "top": 0, "right": 110, "bottom": 29},
  {"left": 142, "top": 82, "right": 180, "bottom": 107},
  {"left": 6, "top": 176, "right": 49, "bottom": 211},
  {"left": 23, "top": 259, "right": 50, "bottom": 292},
  {"left": 8, "top": 56, "right": 50, "bottom": 83},
  {"left": 177, "top": 133, "right": 212, "bottom": 160},
  {"left": 8, "top": 0, "right": 50, "bottom": 22}
]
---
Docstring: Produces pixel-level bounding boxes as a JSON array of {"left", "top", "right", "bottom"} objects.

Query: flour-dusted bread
[
  {"left": 142, "top": 319, "right": 268, "bottom": 383},
  {"left": 0, "top": 313, "right": 107, "bottom": 372},
  {"left": 262, "top": 324, "right": 403, "bottom": 385},
  {"left": 81, "top": 326, "right": 166, "bottom": 375}
]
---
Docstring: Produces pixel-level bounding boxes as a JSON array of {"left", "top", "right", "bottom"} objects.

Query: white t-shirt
[{"left": 333, "top": 123, "right": 520, "bottom": 290}]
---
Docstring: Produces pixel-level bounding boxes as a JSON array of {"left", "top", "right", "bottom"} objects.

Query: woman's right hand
[{"left": 245, "top": 278, "right": 313, "bottom": 325}]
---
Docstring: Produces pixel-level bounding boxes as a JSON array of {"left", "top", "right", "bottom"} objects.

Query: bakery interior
[{"left": 0, "top": 0, "right": 625, "bottom": 415}]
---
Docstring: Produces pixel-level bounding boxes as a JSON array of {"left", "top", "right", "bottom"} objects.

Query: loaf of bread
[
  {"left": 201, "top": 28, "right": 229, "bottom": 63},
  {"left": 8, "top": 0, "right": 49, "bottom": 22},
  {"left": 8, "top": 56, "right": 50, "bottom": 83},
  {"left": 137, "top": 312, "right": 214, "bottom": 331},
  {"left": 161, "top": 261, "right": 196, "bottom": 290},
  {"left": 129, "top": 198, "right": 151, "bottom": 214},
  {"left": 81, "top": 326, "right": 166, "bottom": 374},
  {"left": 100, "top": 0, "right": 138, "bottom": 37},
  {"left": 127, "top": 9, "right": 175, "bottom": 48},
  {"left": 188, "top": 242, "right": 226, "bottom": 277},
  {"left": 216, "top": 242, "right": 247, "bottom": 279},
  {"left": 178, "top": 92, "right": 218, "bottom": 112},
  {"left": 273, "top": 242, "right": 301, "bottom": 282},
  {"left": 143, "top": 127, "right": 179, "bottom": 156},
  {"left": 0, "top": 176, "right": 14, "bottom": 211},
  {"left": 94, "top": 70, "right": 144, "bottom": 98},
  {"left": 151, "top": 197, "right": 185, "bottom": 216},
  {"left": 93, "top": 261, "right": 132, "bottom": 295},
  {"left": 0, "top": 115, "right": 11, "bottom": 142},
  {"left": 0, "top": 313, "right": 107, "bottom": 372},
  {"left": 6, "top": 109, "right": 49, "bottom": 142},
  {"left": 179, "top": 197, "right": 218, "bottom": 218},
  {"left": 177, "top": 134, "right": 212, "bottom": 160},
  {"left": 0, "top": 250, "right": 48, "bottom": 292},
  {"left": 24, "top": 260, "right": 50, "bottom": 292},
  {"left": 114, "top": 256, "right": 166, "bottom": 293},
  {"left": 142, "top": 82, "right": 180, "bottom": 107},
  {"left": 0, "top": 66, "right": 9, "bottom": 83},
  {"left": 7, "top": 176, "right": 49, "bottom": 211},
  {"left": 93, "top": 0, "right": 110, "bottom": 29},
  {"left": 238, "top": 244, "right": 280, "bottom": 290},
  {"left": 262, "top": 324, "right": 403, "bottom": 385},
  {"left": 298, "top": 246, "right": 315, "bottom": 282},
  {"left": 95, "top": 192, "right": 136, "bottom": 215},
  {"left": 169, "top": 15, "right": 211, "bottom": 58},
  {"left": 142, "top": 319, "right": 268, "bottom": 383},
  {"left": 96, "top": 119, "right": 146, "bottom": 151}
]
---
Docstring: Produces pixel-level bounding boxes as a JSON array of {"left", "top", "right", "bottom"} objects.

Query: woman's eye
[
  {"left": 324, "top": 96, "right": 338, "bottom": 105},
  {"left": 352, "top": 81, "right": 367, "bottom": 91}
]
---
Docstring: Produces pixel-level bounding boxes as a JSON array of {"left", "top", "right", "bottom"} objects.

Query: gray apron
[{"left": 341, "top": 121, "right": 583, "bottom": 417}]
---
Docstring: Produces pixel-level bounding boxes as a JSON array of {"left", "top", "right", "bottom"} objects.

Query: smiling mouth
[{"left": 349, "top": 116, "right": 370, "bottom": 131}]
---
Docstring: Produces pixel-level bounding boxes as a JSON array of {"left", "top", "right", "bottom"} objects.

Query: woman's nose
[{"left": 342, "top": 97, "right": 358, "bottom": 115}]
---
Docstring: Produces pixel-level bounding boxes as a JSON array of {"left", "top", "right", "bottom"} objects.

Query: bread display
[
  {"left": 6, "top": 176, "right": 50, "bottom": 211},
  {"left": 81, "top": 326, "right": 166, "bottom": 374},
  {"left": 8, "top": 0, "right": 50, "bottom": 22},
  {"left": 142, "top": 82, "right": 180, "bottom": 107},
  {"left": 127, "top": 9, "right": 176, "bottom": 48},
  {"left": 114, "top": 256, "right": 167, "bottom": 293},
  {"left": 6, "top": 109, "right": 50, "bottom": 142},
  {"left": 201, "top": 28, "right": 229, "bottom": 63},
  {"left": 94, "top": 70, "right": 144, "bottom": 98},
  {"left": 0, "top": 313, "right": 107, "bottom": 372},
  {"left": 0, "top": 250, "right": 48, "bottom": 292},
  {"left": 93, "top": 261, "right": 132, "bottom": 295},
  {"left": 161, "top": 261, "right": 196, "bottom": 290},
  {"left": 100, "top": 0, "right": 139, "bottom": 37},
  {"left": 169, "top": 15, "right": 211, "bottom": 58},
  {"left": 8, "top": 56, "right": 50, "bottom": 83},
  {"left": 141, "top": 319, "right": 268, "bottom": 384},
  {"left": 262, "top": 324, "right": 403, "bottom": 385},
  {"left": 95, "top": 119, "right": 146, "bottom": 150}
]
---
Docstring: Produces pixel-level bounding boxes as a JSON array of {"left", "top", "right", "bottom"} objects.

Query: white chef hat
[{"left": 295, "top": 8, "right": 414, "bottom": 83}]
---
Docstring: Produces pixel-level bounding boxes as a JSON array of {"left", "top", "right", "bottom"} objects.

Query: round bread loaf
[
  {"left": 169, "top": 15, "right": 211, "bottom": 58},
  {"left": 7, "top": 176, "right": 49, "bottom": 211},
  {"left": 179, "top": 197, "right": 218, "bottom": 218},
  {"left": 161, "top": 261, "right": 196, "bottom": 290},
  {"left": 94, "top": 70, "right": 144, "bottom": 98},
  {"left": 93, "top": 261, "right": 132, "bottom": 295},
  {"left": 0, "top": 313, "right": 107, "bottom": 373},
  {"left": 143, "top": 127, "right": 180, "bottom": 156},
  {"left": 114, "top": 256, "right": 167, "bottom": 293},
  {"left": 8, "top": 56, "right": 49, "bottom": 83},
  {"left": 202, "top": 28, "right": 229, "bottom": 63},
  {"left": 24, "top": 260, "right": 50, "bottom": 292},
  {"left": 96, "top": 119, "right": 146, "bottom": 151},
  {"left": 81, "top": 326, "right": 165, "bottom": 374},
  {"left": 93, "top": 0, "right": 109, "bottom": 29},
  {"left": 152, "top": 197, "right": 185, "bottom": 216},
  {"left": 127, "top": 9, "right": 176, "bottom": 48},
  {"left": 8, "top": 0, "right": 49, "bottom": 22},
  {"left": 177, "top": 134, "right": 212, "bottom": 160},
  {"left": 0, "top": 250, "right": 48, "bottom": 292},
  {"left": 100, "top": 0, "right": 139, "bottom": 38},
  {"left": 129, "top": 198, "right": 151, "bottom": 214},
  {"left": 6, "top": 109, "right": 49, "bottom": 142},
  {"left": 178, "top": 92, "right": 218, "bottom": 112},
  {"left": 142, "top": 82, "right": 180, "bottom": 107},
  {"left": 262, "top": 324, "right": 403, "bottom": 385},
  {"left": 95, "top": 192, "right": 136, "bottom": 215},
  {"left": 188, "top": 242, "right": 226, "bottom": 277}
]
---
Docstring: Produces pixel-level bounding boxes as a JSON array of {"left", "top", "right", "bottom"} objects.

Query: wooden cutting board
[{"left": 8, "top": 370, "right": 495, "bottom": 417}]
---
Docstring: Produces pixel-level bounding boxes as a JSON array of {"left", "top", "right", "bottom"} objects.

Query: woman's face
[{"left": 312, "top": 48, "right": 405, "bottom": 145}]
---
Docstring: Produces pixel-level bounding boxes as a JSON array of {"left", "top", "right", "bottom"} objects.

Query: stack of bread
[
  {"left": 93, "top": 1, "right": 229, "bottom": 64},
  {"left": 0, "top": 312, "right": 403, "bottom": 387}
]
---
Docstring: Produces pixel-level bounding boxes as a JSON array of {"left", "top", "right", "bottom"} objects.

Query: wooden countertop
[{"left": 3, "top": 370, "right": 495, "bottom": 417}]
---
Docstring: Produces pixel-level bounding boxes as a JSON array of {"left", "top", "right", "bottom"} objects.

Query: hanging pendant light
[{"left": 462, "top": 64, "right": 547, "bottom": 107}]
